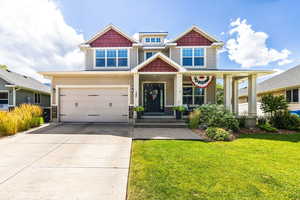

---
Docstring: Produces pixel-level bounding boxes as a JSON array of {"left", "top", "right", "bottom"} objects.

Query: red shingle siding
[
  {"left": 176, "top": 30, "right": 213, "bottom": 46},
  {"left": 139, "top": 58, "right": 178, "bottom": 72},
  {"left": 90, "top": 29, "right": 133, "bottom": 47}
]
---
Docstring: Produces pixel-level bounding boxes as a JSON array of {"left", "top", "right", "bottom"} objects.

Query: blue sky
[
  {"left": 59, "top": 0, "right": 299, "bottom": 71},
  {"left": 0, "top": 0, "right": 298, "bottom": 81}
]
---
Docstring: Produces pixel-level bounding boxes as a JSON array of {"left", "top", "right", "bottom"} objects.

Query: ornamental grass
[{"left": 0, "top": 104, "right": 43, "bottom": 136}]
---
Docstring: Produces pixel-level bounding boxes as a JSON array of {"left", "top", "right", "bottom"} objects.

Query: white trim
[
  {"left": 143, "top": 50, "right": 159, "bottom": 61},
  {"left": 12, "top": 87, "right": 16, "bottom": 107},
  {"left": 141, "top": 81, "right": 167, "bottom": 111},
  {"left": 170, "top": 25, "right": 219, "bottom": 43},
  {"left": 138, "top": 72, "right": 177, "bottom": 75},
  {"left": 84, "top": 24, "right": 137, "bottom": 44},
  {"left": 285, "top": 88, "right": 300, "bottom": 103},
  {"left": 93, "top": 47, "right": 131, "bottom": 69},
  {"left": 180, "top": 46, "right": 207, "bottom": 68},
  {"left": 132, "top": 52, "right": 186, "bottom": 73}
]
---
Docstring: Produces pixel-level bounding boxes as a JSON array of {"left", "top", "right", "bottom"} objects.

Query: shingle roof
[
  {"left": 0, "top": 68, "right": 50, "bottom": 94},
  {"left": 239, "top": 64, "right": 300, "bottom": 97}
]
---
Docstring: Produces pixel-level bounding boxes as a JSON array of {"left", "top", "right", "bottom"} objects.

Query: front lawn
[{"left": 128, "top": 134, "right": 300, "bottom": 200}]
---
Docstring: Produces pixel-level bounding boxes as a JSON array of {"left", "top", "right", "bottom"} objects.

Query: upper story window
[
  {"left": 286, "top": 88, "right": 299, "bottom": 103},
  {"left": 182, "top": 48, "right": 205, "bottom": 67},
  {"left": 144, "top": 37, "right": 162, "bottom": 44},
  {"left": 95, "top": 49, "right": 128, "bottom": 67},
  {"left": 145, "top": 52, "right": 157, "bottom": 60}
]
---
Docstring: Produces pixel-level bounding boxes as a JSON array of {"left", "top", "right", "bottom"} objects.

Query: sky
[{"left": 0, "top": 0, "right": 299, "bottom": 82}]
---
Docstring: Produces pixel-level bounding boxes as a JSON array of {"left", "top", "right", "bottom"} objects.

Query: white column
[
  {"left": 175, "top": 74, "right": 183, "bottom": 106},
  {"left": 232, "top": 79, "right": 239, "bottom": 115},
  {"left": 223, "top": 75, "right": 233, "bottom": 112},
  {"left": 248, "top": 74, "right": 257, "bottom": 116},
  {"left": 12, "top": 87, "right": 16, "bottom": 107},
  {"left": 133, "top": 73, "right": 139, "bottom": 107}
]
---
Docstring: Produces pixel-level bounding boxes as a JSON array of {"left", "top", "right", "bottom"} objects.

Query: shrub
[
  {"left": 270, "top": 111, "right": 300, "bottom": 130},
  {"left": 188, "top": 109, "right": 201, "bottom": 129},
  {"left": 258, "top": 122, "right": 278, "bottom": 132},
  {"left": 206, "top": 127, "right": 231, "bottom": 141},
  {"left": 238, "top": 115, "right": 247, "bottom": 128},
  {"left": 197, "top": 104, "right": 239, "bottom": 132},
  {"left": 261, "top": 94, "right": 288, "bottom": 117},
  {"left": 173, "top": 106, "right": 187, "bottom": 112},
  {"left": 257, "top": 116, "right": 268, "bottom": 126},
  {"left": 133, "top": 106, "right": 144, "bottom": 112},
  {"left": 0, "top": 104, "right": 43, "bottom": 135}
]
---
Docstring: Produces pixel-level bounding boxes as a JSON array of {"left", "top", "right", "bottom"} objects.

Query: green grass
[{"left": 128, "top": 134, "right": 300, "bottom": 200}]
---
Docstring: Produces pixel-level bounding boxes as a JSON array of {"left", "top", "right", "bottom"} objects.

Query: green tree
[
  {"left": 0, "top": 64, "right": 8, "bottom": 70},
  {"left": 216, "top": 84, "right": 224, "bottom": 105},
  {"left": 260, "top": 94, "right": 288, "bottom": 117}
]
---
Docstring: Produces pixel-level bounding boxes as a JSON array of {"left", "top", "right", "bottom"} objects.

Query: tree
[
  {"left": 0, "top": 65, "right": 8, "bottom": 70},
  {"left": 260, "top": 94, "right": 288, "bottom": 117},
  {"left": 216, "top": 84, "right": 224, "bottom": 105}
]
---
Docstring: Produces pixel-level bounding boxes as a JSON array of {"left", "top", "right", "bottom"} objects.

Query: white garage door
[{"left": 59, "top": 88, "right": 128, "bottom": 123}]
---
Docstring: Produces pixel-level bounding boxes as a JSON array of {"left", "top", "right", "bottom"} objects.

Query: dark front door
[{"left": 143, "top": 83, "right": 165, "bottom": 113}]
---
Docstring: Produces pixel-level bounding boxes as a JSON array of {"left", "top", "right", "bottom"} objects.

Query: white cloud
[
  {"left": 132, "top": 33, "right": 139, "bottom": 41},
  {"left": 226, "top": 18, "right": 292, "bottom": 68},
  {"left": 0, "top": 0, "right": 84, "bottom": 82}
]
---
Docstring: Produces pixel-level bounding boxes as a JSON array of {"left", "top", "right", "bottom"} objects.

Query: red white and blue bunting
[{"left": 191, "top": 75, "right": 214, "bottom": 88}]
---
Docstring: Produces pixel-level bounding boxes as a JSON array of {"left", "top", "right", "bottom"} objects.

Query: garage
[{"left": 59, "top": 87, "right": 129, "bottom": 123}]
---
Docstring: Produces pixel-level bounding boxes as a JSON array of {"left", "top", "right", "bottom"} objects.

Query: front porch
[{"left": 133, "top": 71, "right": 265, "bottom": 127}]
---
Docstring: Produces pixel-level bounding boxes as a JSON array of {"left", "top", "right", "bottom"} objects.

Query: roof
[
  {"left": 132, "top": 52, "right": 186, "bottom": 73},
  {"left": 83, "top": 24, "right": 137, "bottom": 45},
  {"left": 170, "top": 25, "right": 220, "bottom": 43},
  {"left": 0, "top": 68, "right": 50, "bottom": 94},
  {"left": 239, "top": 64, "right": 300, "bottom": 97}
]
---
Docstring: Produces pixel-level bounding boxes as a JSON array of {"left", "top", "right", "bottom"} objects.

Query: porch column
[
  {"left": 223, "top": 75, "right": 233, "bottom": 112},
  {"left": 248, "top": 74, "right": 257, "bottom": 116},
  {"left": 175, "top": 73, "right": 183, "bottom": 106},
  {"left": 232, "top": 78, "right": 239, "bottom": 115},
  {"left": 133, "top": 73, "right": 139, "bottom": 107}
]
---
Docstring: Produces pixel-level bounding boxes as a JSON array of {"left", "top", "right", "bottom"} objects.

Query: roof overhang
[
  {"left": 39, "top": 71, "right": 132, "bottom": 79},
  {"left": 131, "top": 52, "right": 187, "bottom": 73},
  {"left": 5, "top": 84, "right": 50, "bottom": 95}
]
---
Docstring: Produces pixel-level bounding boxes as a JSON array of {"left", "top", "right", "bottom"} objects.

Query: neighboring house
[
  {"left": 40, "top": 24, "right": 272, "bottom": 125},
  {"left": 239, "top": 64, "right": 300, "bottom": 115},
  {"left": 0, "top": 68, "right": 50, "bottom": 110}
]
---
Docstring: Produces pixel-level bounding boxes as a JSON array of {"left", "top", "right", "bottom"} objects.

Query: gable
[
  {"left": 138, "top": 58, "right": 178, "bottom": 72},
  {"left": 90, "top": 29, "right": 133, "bottom": 47},
  {"left": 176, "top": 30, "right": 213, "bottom": 46}
]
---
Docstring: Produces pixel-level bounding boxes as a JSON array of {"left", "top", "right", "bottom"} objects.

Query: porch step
[
  {"left": 134, "top": 118, "right": 187, "bottom": 128},
  {"left": 134, "top": 122, "right": 187, "bottom": 128}
]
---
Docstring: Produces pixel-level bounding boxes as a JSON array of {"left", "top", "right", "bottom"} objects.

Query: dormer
[{"left": 138, "top": 32, "right": 168, "bottom": 46}]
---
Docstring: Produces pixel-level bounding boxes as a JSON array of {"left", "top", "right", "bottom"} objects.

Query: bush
[
  {"left": 0, "top": 104, "right": 43, "bottom": 136},
  {"left": 206, "top": 127, "right": 231, "bottom": 141},
  {"left": 173, "top": 106, "right": 187, "bottom": 112},
  {"left": 258, "top": 122, "right": 278, "bottom": 132},
  {"left": 197, "top": 104, "right": 239, "bottom": 132},
  {"left": 270, "top": 111, "right": 300, "bottom": 130},
  {"left": 238, "top": 115, "right": 247, "bottom": 128},
  {"left": 257, "top": 116, "right": 268, "bottom": 126},
  {"left": 188, "top": 109, "right": 201, "bottom": 129},
  {"left": 133, "top": 106, "right": 144, "bottom": 112}
]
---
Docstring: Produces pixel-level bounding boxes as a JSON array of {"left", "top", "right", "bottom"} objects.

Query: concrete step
[
  {"left": 136, "top": 118, "right": 185, "bottom": 123},
  {"left": 134, "top": 122, "right": 187, "bottom": 128}
]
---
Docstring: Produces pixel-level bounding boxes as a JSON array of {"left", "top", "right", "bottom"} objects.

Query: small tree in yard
[{"left": 260, "top": 94, "right": 288, "bottom": 117}]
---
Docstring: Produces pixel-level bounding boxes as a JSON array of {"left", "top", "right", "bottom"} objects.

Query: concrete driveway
[{"left": 0, "top": 123, "right": 131, "bottom": 200}]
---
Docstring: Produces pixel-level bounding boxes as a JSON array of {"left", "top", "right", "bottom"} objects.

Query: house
[
  {"left": 0, "top": 68, "right": 50, "bottom": 110},
  {"left": 239, "top": 64, "right": 300, "bottom": 115},
  {"left": 40, "top": 24, "right": 273, "bottom": 126}
]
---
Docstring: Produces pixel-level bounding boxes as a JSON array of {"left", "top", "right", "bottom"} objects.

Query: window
[
  {"left": 0, "top": 92, "right": 8, "bottom": 109},
  {"left": 145, "top": 52, "right": 156, "bottom": 60},
  {"left": 182, "top": 48, "right": 205, "bottom": 67},
  {"left": 144, "top": 37, "right": 161, "bottom": 43},
  {"left": 182, "top": 84, "right": 205, "bottom": 105},
  {"left": 95, "top": 49, "right": 128, "bottom": 67},
  {"left": 34, "top": 93, "right": 41, "bottom": 104},
  {"left": 286, "top": 89, "right": 299, "bottom": 103}
]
